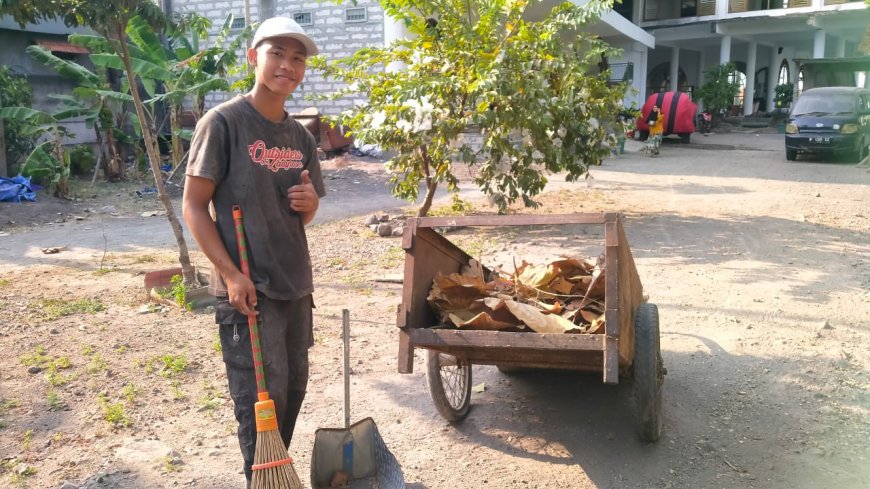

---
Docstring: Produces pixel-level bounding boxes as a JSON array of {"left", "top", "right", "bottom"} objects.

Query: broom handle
[
  {"left": 342, "top": 308, "right": 351, "bottom": 429},
  {"left": 232, "top": 205, "right": 267, "bottom": 395}
]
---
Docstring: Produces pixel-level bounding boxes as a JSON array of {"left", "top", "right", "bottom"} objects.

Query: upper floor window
[
  {"left": 294, "top": 12, "right": 313, "bottom": 26},
  {"left": 231, "top": 17, "right": 246, "bottom": 30},
  {"left": 345, "top": 7, "right": 367, "bottom": 23}
]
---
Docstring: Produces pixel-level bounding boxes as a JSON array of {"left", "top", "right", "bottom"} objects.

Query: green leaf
[{"left": 26, "top": 45, "right": 102, "bottom": 86}]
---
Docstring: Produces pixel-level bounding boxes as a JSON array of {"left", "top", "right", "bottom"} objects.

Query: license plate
[{"left": 810, "top": 137, "right": 830, "bottom": 143}]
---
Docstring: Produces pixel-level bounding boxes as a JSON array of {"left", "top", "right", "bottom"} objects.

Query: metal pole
[{"left": 342, "top": 308, "right": 351, "bottom": 429}]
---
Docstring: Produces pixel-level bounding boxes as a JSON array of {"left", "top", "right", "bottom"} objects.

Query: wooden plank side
[
  {"left": 438, "top": 350, "right": 605, "bottom": 371},
  {"left": 616, "top": 217, "right": 645, "bottom": 369},
  {"left": 400, "top": 226, "right": 474, "bottom": 332},
  {"left": 407, "top": 328, "right": 604, "bottom": 351},
  {"left": 415, "top": 213, "right": 609, "bottom": 229}
]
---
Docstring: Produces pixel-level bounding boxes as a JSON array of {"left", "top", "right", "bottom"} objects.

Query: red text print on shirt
[{"left": 247, "top": 140, "right": 304, "bottom": 171}]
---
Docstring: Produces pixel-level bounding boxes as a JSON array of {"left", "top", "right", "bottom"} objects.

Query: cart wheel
[
  {"left": 633, "top": 303, "right": 664, "bottom": 442},
  {"left": 426, "top": 350, "right": 471, "bottom": 422}
]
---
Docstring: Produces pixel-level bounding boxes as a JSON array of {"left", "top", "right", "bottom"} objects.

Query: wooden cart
[{"left": 397, "top": 213, "right": 664, "bottom": 442}]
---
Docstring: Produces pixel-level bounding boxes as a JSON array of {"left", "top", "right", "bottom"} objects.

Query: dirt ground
[{"left": 0, "top": 132, "right": 868, "bottom": 489}]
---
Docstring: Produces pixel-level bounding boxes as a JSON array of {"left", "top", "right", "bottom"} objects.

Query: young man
[{"left": 181, "top": 16, "right": 326, "bottom": 486}]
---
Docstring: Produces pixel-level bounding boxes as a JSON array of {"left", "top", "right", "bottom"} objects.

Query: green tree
[
  {"left": 696, "top": 63, "right": 740, "bottom": 125},
  {"left": 311, "top": 0, "right": 624, "bottom": 216},
  {"left": 0, "top": 66, "right": 37, "bottom": 175},
  {"left": 25, "top": 44, "right": 130, "bottom": 180},
  {"left": 0, "top": 107, "right": 74, "bottom": 196},
  {"left": 0, "top": 0, "right": 198, "bottom": 284}
]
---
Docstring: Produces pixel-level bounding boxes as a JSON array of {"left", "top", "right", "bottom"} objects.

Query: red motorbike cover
[{"left": 636, "top": 91, "right": 697, "bottom": 135}]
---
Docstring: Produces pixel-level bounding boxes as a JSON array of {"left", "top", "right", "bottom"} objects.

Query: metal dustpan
[{"left": 311, "top": 310, "right": 405, "bottom": 489}]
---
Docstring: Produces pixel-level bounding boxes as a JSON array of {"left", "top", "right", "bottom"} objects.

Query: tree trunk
[
  {"left": 416, "top": 145, "right": 437, "bottom": 217},
  {"left": 418, "top": 178, "right": 438, "bottom": 217},
  {"left": 170, "top": 104, "right": 182, "bottom": 168},
  {"left": 118, "top": 29, "right": 197, "bottom": 286}
]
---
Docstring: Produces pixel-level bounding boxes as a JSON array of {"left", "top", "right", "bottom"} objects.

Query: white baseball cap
[{"left": 251, "top": 17, "right": 318, "bottom": 56}]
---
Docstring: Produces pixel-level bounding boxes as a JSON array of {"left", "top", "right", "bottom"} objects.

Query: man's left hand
[{"left": 288, "top": 170, "right": 319, "bottom": 214}]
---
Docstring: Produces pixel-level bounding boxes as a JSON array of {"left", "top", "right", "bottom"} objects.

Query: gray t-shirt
[{"left": 186, "top": 95, "right": 326, "bottom": 301}]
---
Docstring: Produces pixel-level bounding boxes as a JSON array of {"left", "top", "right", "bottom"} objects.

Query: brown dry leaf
[
  {"left": 579, "top": 309, "right": 600, "bottom": 323},
  {"left": 549, "top": 276, "right": 575, "bottom": 295},
  {"left": 587, "top": 314, "right": 606, "bottom": 334},
  {"left": 428, "top": 272, "right": 489, "bottom": 312},
  {"left": 531, "top": 299, "right": 564, "bottom": 315},
  {"left": 550, "top": 257, "right": 591, "bottom": 278},
  {"left": 516, "top": 262, "right": 558, "bottom": 289},
  {"left": 504, "top": 300, "right": 582, "bottom": 334},
  {"left": 449, "top": 311, "right": 518, "bottom": 331}
]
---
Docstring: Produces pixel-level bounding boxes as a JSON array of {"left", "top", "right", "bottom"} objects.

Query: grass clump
[
  {"left": 97, "top": 393, "right": 131, "bottom": 427},
  {"left": 122, "top": 383, "right": 139, "bottom": 403},
  {"left": 20, "top": 346, "right": 51, "bottom": 368},
  {"left": 47, "top": 390, "right": 66, "bottom": 411},
  {"left": 86, "top": 353, "right": 108, "bottom": 375},
  {"left": 159, "top": 354, "right": 188, "bottom": 377},
  {"left": 36, "top": 298, "right": 106, "bottom": 320}
]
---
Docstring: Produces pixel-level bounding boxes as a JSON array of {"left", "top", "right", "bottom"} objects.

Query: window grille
[
  {"left": 231, "top": 17, "right": 246, "bottom": 30},
  {"left": 294, "top": 12, "right": 313, "bottom": 26},
  {"left": 345, "top": 7, "right": 367, "bottom": 23}
]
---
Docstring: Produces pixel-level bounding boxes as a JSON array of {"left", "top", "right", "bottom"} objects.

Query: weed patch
[{"left": 36, "top": 298, "right": 105, "bottom": 320}]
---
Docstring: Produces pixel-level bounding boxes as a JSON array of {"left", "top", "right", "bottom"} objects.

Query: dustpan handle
[{"left": 342, "top": 308, "right": 351, "bottom": 429}]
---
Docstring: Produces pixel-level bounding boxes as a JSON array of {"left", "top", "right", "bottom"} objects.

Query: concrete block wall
[{"left": 173, "top": 0, "right": 384, "bottom": 115}]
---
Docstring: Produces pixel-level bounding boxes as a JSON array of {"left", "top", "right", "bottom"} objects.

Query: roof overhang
[
  {"left": 36, "top": 39, "right": 89, "bottom": 54},
  {"left": 523, "top": 0, "right": 655, "bottom": 49},
  {"left": 794, "top": 56, "right": 870, "bottom": 72}
]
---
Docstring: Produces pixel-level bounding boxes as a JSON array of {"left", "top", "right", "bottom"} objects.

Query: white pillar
[
  {"left": 744, "top": 41, "right": 757, "bottom": 116},
  {"left": 834, "top": 37, "right": 846, "bottom": 58},
  {"left": 698, "top": 48, "right": 707, "bottom": 111},
  {"left": 813, "top": 29, "right": 826, "bottom": 59},
  {"left": 716, "top": 0, "right": 729, "bottom": 16},
  {"left": 720, "top": 35, "right": 732, "bottom": 65},
  {"left": 670, "top": 47, "right": 680, "bottom": 92},
  {"left": 384, "top": 14, "right": 410, "bottom": 72},
  {"left": 636, "top": 42, "right": 649, "bottom": 107},
  {"left": 767, "top": 47, "right": 779, "bottom": 112}
]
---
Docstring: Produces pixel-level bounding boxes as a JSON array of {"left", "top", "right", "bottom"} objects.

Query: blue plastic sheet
[{"left": 0, "top": 175, "right": 37, "bottom": 203}]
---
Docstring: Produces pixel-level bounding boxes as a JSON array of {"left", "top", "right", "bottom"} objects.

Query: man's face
[{"left": 247, "top": 37, "right": 307, "bottom": 97}]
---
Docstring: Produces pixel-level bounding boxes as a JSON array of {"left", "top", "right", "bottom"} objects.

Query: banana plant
[
  {"left": 25, "top": 44, "right": 133, "bottom": 181},
  {"left": 0, "top": 107, "right": 75, "bottom": 197},
  {"left": 77, "top": 13, "right": 252, "bottom": 169}
]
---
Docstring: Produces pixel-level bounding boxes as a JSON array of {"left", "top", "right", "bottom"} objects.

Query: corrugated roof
[{"left": 36, "top": 40, "right": 89, "bottom": 54}]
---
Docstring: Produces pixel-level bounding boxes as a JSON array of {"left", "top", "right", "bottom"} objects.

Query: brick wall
[{"left": 173, "top": 0, "right": 384, "bottom": 115}]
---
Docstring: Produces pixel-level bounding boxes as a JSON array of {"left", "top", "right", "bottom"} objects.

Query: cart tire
[
  {"left": 426, "top": 350, "right": 472, "bottom": 422},
  {"left": 496, "top": 365, "right": 522, "bottom": 374},
  {"left": 633, "top": 303, "right": 663, "bottom": 442}
]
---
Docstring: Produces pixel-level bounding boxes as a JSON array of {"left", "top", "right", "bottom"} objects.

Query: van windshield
[{"left": 791, "top": 93, "right": 855, "bottom": 116}]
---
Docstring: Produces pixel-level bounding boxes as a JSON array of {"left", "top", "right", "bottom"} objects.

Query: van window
[{"left": 791, "top": 93, "right": 855, "bottom": 116}]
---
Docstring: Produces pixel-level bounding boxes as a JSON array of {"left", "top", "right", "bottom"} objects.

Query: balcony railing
[{"left": 643, "top": 0, "right": 860, "bottom": 21}]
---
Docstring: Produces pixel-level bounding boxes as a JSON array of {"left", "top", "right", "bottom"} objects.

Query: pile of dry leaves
[{"left": 428, "top": 255, "right": 606, "bottom": 334}]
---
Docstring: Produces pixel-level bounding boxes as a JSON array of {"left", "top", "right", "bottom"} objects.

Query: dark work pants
[{"left": 216, "top": 294, "right": 313, "bottom": 485}]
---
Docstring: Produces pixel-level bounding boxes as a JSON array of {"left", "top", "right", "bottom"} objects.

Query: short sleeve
[{"left": 186, "top": 109, "right": 230, "bottom": 186}]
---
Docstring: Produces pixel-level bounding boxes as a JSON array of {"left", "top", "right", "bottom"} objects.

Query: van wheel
[
  {"left": 786, "top": 148, "right": 797, "bottom": 161},
  {"left": 679, "top": 133, "right": 691, "bottom": 144},
  {"left": 638, "top": 130, "right": 649, "bottom": 141}
]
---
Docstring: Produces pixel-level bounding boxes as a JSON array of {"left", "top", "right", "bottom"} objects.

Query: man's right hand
[{"left": 225, "top": 271, "right": 258, "bottom": 317}]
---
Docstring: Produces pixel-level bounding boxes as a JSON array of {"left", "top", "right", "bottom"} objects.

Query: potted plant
[
  {"left": 774, "top": 82, "right": 794, "bottom": 110},
  {"left": 773, "top": 83, "right": 794, "bottom": 133}
]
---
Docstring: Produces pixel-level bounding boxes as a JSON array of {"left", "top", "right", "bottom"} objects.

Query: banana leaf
[{"left": 26, "top": 45, "right": 101, "bottom": 86}]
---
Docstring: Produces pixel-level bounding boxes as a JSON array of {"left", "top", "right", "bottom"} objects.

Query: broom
[{"left": 232, "top": 205, "right": 304, "bottom": 489}]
